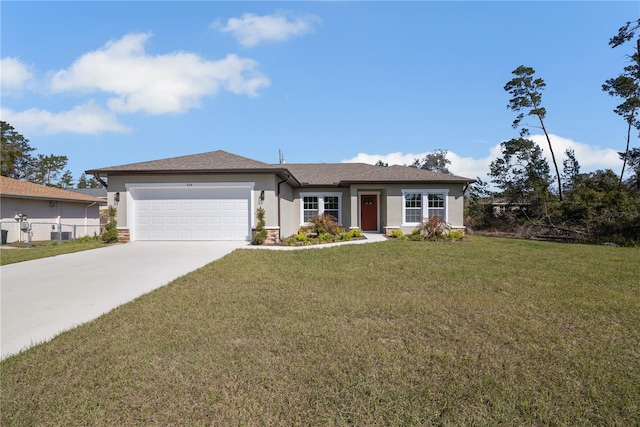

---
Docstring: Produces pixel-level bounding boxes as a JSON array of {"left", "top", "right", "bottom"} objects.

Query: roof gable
[
  {"left": 0, "top": 176, "right": 103, "bottom": 203},
  {"left": 86, "top": 150, "right": 270, "bottom": 174}
]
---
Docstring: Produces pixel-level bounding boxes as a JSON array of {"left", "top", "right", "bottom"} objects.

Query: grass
[
  {"left": 1, "top": 236, "right": 639, "bottom": 425},
  {"left": 0, "top": 238, "right": 106, "bottom": 265}
]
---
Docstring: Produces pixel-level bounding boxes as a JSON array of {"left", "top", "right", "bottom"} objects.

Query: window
[
  {"left": 303, "top": 196, "right": 319, "bottom": 222},
  {"left": 404, "top": 193, "right": 422, "bottom": 223},
  {"left": 402, "top": 190, "right": 448, "bottom": 225},
  {"left": 428, "top": 193, "right": 445, "bottom": 219},
  {"left": 300, "top": 193, "right": 342, "bottom": 224},
  {"left": 324, "top": 196, "right": 339, "bottom": 220}
]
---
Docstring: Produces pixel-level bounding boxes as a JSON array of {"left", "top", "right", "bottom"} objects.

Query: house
[
  {"left": 85, "top": 150, "right": 475, "bottom": 242},
  {"left": 0, "top": 176, "right": 103, "bottom": 243}
]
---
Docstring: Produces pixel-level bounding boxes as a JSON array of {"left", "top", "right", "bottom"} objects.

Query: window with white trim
[
  {"left": 300, "top": 192, "right": 342, "bottom": 224},
  {"left": 303, "top": 196, "right": 319, "bottom": 222},
  {"left": 404, "top": 193, "right": 422, "bottom": 223},
  {"left": 402, "top": 190, "right": 448, "bottom": 225},
  {"left": 323, "top": 196, "right": 339, "bottom": 220},
  {"left": 428, "top": 193, "right": 445, "bottom": 220}
]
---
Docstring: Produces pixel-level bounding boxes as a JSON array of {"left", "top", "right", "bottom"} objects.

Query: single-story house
[
  {"left": 85, "top": 150, "right": 475, "bottom": 242},
  {"left": 0, "top": 176, "right": 103, "bottom": 243}
]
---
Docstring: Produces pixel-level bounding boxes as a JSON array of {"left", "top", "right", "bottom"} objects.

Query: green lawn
[
  {"left": 0, "top": 239, "right": 106, "bottom": 265},
  {"left": 1, "top": 236, "right": 638, "bottom": 425}
]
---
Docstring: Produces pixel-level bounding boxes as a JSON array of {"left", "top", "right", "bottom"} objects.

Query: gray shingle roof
[
  {"left": 86, "top": 150, "right": 270, "bottom": 173},
  {"left": 86, "top": 150, "right": 474, "bottom": 186},
  {"left": 281, "top": 163, "right": 472, "bottom": 185}
]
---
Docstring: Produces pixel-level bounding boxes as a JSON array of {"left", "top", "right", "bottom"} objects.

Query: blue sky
[{"left": 1, "top": 1, "right": 638, "bottom": 184}]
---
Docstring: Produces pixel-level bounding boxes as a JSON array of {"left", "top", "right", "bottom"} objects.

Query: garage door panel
[{"left": 133, "top": 187, "right": 250, "bottom": 241}]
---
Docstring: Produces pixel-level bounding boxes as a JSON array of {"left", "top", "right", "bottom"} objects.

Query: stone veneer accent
[
  {"left": 117, "top": 228, "right": 130, "bottom": 243},
  {"left": 252, "top": 227, "right": 280, "bottom": 245}
]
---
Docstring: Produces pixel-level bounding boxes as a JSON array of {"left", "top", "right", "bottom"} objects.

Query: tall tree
[
  {"left": 1, "top": 121, "right": 35, "bottom": 179},
  {"left": 32, "top": 154, "right": 69, "bottom": 186},
  {"left": 489, "top": 137, "right": 551, "bottom": 207},
  {"left": 562, "top": 148, "right": 581, "bottom": 195},
  {"left": 602, "top": 19, "right": 640, "bottom": 186},
  {"left": 412, "top": 149, "right": 451, "bottom": 173},
  {"left": 57, "top": 170, "right": 75, "bottom": 189},
  {"left": 504, "top": 66, "right": 563, "bottom": 200},
  {"left": 622, "top": 147, "right": 640, "bottom": 189},
  {"left": 77, "top": 173, "right": 103, "bottom": 188}
]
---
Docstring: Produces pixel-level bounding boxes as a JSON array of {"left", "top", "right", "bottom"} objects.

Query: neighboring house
[
  {"left": 0, "top": 176, "right": 103, "bottom": 243},
  {"left": 70, "top": 188, "right": 108, "bottom": 204},
  {"left": 85, "top": 150, "right": 475, "bottom": 242}
]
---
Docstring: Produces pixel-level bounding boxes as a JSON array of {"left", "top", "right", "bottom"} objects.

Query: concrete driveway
[{"left": 1, "top": 241, "right": 246, "bottom": 359}]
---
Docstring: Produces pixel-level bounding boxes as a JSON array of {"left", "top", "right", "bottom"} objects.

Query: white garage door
[{"left": 132, "top": 186, "right": 251, "bottom": 241}]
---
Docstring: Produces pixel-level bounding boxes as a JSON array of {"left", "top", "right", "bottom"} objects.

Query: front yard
[{"left": 1, "top": 236, "right": 638, "bottom": 425}]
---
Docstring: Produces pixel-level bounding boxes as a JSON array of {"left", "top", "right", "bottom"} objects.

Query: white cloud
[
  {"left": 0, "top": 103, "right": 129, "bottom": 135},
  {"left": 212, "top": 12, "right": 319, "bottom": 47},
  {"left": 341, "top": 134, "right": 623, "bottom": 183},
  {"left": 529, "top": 134, "right": 621, "bottom": 170},
  {"left": 49, "top": 33, "right": 270, "bottom": 114},
  {"left": 1, "top": 57, "right": 33, "bottom": 91}
]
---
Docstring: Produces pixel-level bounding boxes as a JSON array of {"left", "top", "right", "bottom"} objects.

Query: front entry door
[{"left": 360, "top": 194, "right": 378, "bottom": 231}]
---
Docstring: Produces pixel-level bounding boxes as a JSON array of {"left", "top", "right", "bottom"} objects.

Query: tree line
[
  {"left": 0, "top": 121, "right": 101, "bottom": 189},
  {"left": 465, "top": 19, "right": 640, "bottom": 246}
]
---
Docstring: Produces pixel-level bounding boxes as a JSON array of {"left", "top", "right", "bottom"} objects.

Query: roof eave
[
  {"left": 86, "top": 168, "right": 288, "bottom": 176},
  {"left": 0, "top": 194, "right": 103, "bottom": 203}
]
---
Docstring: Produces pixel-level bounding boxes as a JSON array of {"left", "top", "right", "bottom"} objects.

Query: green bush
[
  {"left": 349, "top": 229, "right": 362, "bottom": 238},
  {"left": 294, "top": 233, "right": 310, "bottom": 243},
  {"left": 101, "top": 206, "right": 119, "bottom": 243},
  {"left": 252, "top": 207, "right": 268, "bottom": 245},
  {"left": 448, "top": 230, "right": 464, "bottom": 241},
  {"left": 390, "top": 229, "right": 406, "bottom": 239},
  {"left": 318, "top": 233, "right": 334, "bottom": 244},
  {"left": 409, "top": 230, "right": 424, "bottom": 241},
  {"left": 338, "top": 232, "right": 352, "bottom": 241}
]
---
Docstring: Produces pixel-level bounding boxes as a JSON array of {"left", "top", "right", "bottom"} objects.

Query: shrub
[
  {"left": 252, "top": 207, "right": 268, "bottom": 245},
  {"left": 448, "top": 230, "right": 464, "bottom": 241},
  {"left": 101, "top": 206, "right": 119, "bottom": 243},
  {"left": 409, "top": 229, "right": 424, "bottom": 241},
  {"left": 307, "top": 214, "right": 341, "bottom": 235},
  {"left": 338, "top": 232, "right": 352, "bottom": 241},
  {"left": 415, "top": 216, "right": 451, "bottom": 241},
  {"left": 390, "top": 229, "right": 406, "bottom": 239},
  {"left": 349, "top": 228, "right": 362, "bottom": 238},
  {"left": 294, "top": 233, "right": 310, "bottom": 243},
  {"left": 318, "top": 233, "right": 334, "bottom": 244}
]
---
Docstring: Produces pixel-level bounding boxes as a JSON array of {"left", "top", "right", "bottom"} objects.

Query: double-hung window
[
  {"left": 301, "top": 192, "right": 342, "bottom": 224},
  {"left": 428, "top": 193, "right": 445, "bottom": 220},
  {"left": 303, "top": 196, "right": 319, "bottom": 222},
  {"left": 404, "top": 193, "right": 422, "bottom": 223},
  {"left": 402, "top": 190, "right": 448, "bottom": 225}
]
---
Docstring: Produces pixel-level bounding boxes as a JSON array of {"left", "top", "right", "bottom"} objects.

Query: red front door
[{"left": 360, "top": 194, "right": 378, "bottom": 231}]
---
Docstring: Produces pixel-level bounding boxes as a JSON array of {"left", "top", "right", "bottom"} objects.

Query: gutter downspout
[
  {"left": 276, "top": 174, "right": 290, "bottom": 241},
  {"left": 92, "top": 173, "right": 108, "bottom": 188}
]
